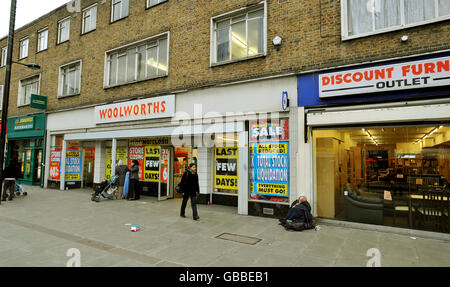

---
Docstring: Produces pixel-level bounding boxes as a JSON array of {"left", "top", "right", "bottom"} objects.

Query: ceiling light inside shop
[
  {"left": 415, "top": 126, "right": 442, "bottom": 144},
  {"left": 362, "top": 128, "right": 378, "bottom": 146}
]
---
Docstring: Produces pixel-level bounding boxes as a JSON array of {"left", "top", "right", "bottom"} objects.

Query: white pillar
[
  {"left": 60, "top": 140, "right": 67, "bottom": 190},
  {"left": 43, "top": 133, "right": 53, "bottom": 188},
  {"left": 238, "top": 131, "right": 248, "bottom": 215},
  {"left": 196, "top": 147, "right": 211, "bottom": 195},
  {"left": 289, "top": 107, "right": 298, "bottom": 205},
  {"left": 94, "top": 141, "right": 105, "bottom": 184},
  {"left": 111, "top": 138, "right": 117, "bottom": 178},
  {"left": 297, "top": 107, "right": 315, "bottom": 215}
]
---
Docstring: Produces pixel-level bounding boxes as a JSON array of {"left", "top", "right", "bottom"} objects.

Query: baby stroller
[
  {"left": 91, "top": 176, "right": 119, "bottom": 202},
  {"left": 15, "top": 183, "right": 27, "bottom": 196}
]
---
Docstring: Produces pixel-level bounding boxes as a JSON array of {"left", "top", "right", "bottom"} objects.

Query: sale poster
[
  {"left": 65, "top": 150, "right": 82, "bottom": 181},
  {"left": 49, "top": 150, "right": 61, "bottom": 181},
  {"left": 105, "top": 148, "right": 128, "bottom": 180},
  {"left": 128, "top": 146, "right": 145, "bottom": 181},
  {"left": 144, "top": 145, "right": 160, "bottom": 182}
]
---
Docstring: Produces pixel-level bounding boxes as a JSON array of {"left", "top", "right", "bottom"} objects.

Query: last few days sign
[{"left": 319, "top": 56, "right": 450, "bottom": 98}]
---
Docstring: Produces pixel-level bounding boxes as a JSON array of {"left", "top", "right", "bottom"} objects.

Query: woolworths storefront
[{"left": 6, "top": 114, "right": 46, "bottom": 186}]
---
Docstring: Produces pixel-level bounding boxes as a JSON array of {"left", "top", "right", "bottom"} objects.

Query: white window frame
[
  {"left": 57, "top": 16, "right": 71, "bottom": 44},
  {"left": 18, "top": 74, "right": 41, "bottom": 107},
  {"left": 0, "top": 85, "right": 3, "bottom": 110},
  {"left": 341, "top": 0, "right": 450, "bottom": 40},
  {"left": 58, "top": 60, "right": 82, "bottom": 98},
  {"left": 19, "top": 37, "right": 29, "bottom": 59},
  {"left": 111, "top": 0, "right": 129, "bottom": 23},
  {"left": 82, "top": 4, "right": 97, "bottom": 34},
  {"left": 146, "top": 0, "right": 167, "bottom": 8},
  {"left": 103, "top": 31, "right": 170, "bottom": 89},
  {"left": 210, "top": 1, "right": 267, "bottom": 66},
  {"left": 1, "top": 47, "right": 6, "bottom": 67},
  {"left": 37, "top": 27, "right": 48, "bottom": 52}
]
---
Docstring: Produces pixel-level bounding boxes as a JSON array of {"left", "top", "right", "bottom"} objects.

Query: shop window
[
  {"left": 342, "top": 0, "right": 450, "bottom": 40},
  {"left": 211, "top": 3, "right": 266, "bottom": 65},
  {"left": 313, "top": 125, "right": 450, "bottom": 233},
  {"left": 249, "top": 119, "right": 290, "bottom": 204}
]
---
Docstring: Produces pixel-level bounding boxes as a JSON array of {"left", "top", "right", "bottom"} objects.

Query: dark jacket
[
  {"left": 4, "top": 161, "right": 20, "bottom": 179},
  {"left": 130, "top": 165, "right": 139, "bottom": 180},
  {"left": 181, "top": 170, "right": 200, "bottom": 196},
  {"left": 286, "top": 204, "right": 313, "bottom": 223},
  {"left": 115, "top": 165, "right": 129, "bottom": 186}
]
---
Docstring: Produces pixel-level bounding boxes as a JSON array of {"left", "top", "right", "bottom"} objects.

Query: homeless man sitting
[{"left": 279, "top": 196, "right": 315, "bottom": 231}]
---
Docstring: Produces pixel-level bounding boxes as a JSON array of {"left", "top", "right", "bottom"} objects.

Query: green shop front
[{"left": 6, "top": 114, "right": 46, "bottom": 186}]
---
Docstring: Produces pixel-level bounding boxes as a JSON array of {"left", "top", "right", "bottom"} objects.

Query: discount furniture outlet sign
[
  {"left": 94, "top": 95, "right": 175, "bottom": 124},
  {"left": 319, "top": 56, "right": 450, "bottom": 98}
]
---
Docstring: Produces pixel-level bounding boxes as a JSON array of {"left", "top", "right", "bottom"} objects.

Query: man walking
[{"left": 180, "top": 163, "right": 200, "bottom": 220}]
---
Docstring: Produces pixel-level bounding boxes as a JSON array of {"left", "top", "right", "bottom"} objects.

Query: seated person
[{"left": 279, "top": 196, "right": 314, "bottom": 228}]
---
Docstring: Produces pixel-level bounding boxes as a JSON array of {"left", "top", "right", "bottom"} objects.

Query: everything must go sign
[
  {"left": 94, "top": 95, "right": 175, "bottom": 124},
  {"left": 319, "top": 56, "right": 450, "bottom": 98}
]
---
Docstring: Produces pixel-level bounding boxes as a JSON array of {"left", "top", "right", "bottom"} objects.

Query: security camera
[{"left": 273, "top": 36, "right": 282, "bottom": 46}]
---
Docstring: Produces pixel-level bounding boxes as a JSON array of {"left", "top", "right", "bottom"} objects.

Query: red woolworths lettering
[{"left": 99, "top": 109, "right": 108, "bottom": 119}]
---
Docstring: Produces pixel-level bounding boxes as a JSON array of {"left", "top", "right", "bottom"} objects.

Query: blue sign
[
  {"left": 250, "top": 142, "right": 289, "bottom": 198},
  {"left": 65, "top": 150, "right": 82, "bottom": 181}
]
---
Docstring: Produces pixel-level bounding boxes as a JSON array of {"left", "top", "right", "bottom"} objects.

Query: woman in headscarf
[
  {"left": 115, "top": 160, "right": 129, "bottom": 199},
  {"left": 128, "top": 160, "right": 140, "bottom": 200}
]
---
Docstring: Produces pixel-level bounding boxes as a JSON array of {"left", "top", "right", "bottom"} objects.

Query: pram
[
  {"left": 15, "top": 183, "right": 27, "bottom": 196},
  {"left": 91, "top": 176, "right": 119, "bottom": 202}
]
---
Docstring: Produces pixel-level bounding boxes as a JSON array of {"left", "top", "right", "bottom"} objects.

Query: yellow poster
[
  {"left": 257, "top": 143, "right": 288, "bottom": 155},
  {"left": 214, "top": 147, "right": 239, "bottom": 192},
  {"left": 256, "top": 183, "right": 288, "bottom": 197},
  {"left": 144, "top": 145, "right": 160, "bottom": 182},
  {"left": 106, "top": 148, "right": 128, "bottom": 180}
]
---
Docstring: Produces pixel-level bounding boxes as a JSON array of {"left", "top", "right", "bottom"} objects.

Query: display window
[{"left": 313, "top": 125, "right": 450, "bottom": 233}]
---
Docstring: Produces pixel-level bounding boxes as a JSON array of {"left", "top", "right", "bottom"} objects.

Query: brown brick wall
[{"left": 0, "top": 0, "right": 449, "bottom": 117}]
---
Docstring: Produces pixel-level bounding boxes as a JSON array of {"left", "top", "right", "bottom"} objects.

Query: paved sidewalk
[{"left": 0, "top": 186, "right": 449, "bottom": 267}]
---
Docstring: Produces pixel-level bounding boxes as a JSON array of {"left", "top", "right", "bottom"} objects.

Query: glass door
[
  {"left": 33, "top": 149, "right": 43, "bottom": 185},
  {"left": 158, "top": 146, "right": 173, "bottom": 201}
]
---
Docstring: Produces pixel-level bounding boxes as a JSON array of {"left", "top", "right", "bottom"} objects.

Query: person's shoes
[
  {"left": 193, "top": 216, "right": 200, "bottom": 221},
  {"left": 180, "top": 215, "right": 186, "bottom": 218},
  {"left": 1, "top": 198, "right": 6, "bottom": 202}
]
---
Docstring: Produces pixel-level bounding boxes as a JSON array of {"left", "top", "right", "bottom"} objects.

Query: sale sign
[
  {"left": 105, "top": 148, "right": 128, "bottom": 180},
  {"left": 160, "top": 148, "right": 170, "bottom": 183},
  {"left": 144, "top": 146, "right": 160, "bottom": 182},
  {"left": 65, "top": 150, "right": 82, "bottom": 181},
  {"left": 250, "top": 142, "right": 289, "bottom": 197},
  {"left": 49, "top": 150, "right": 61, "bottom": 181},
  {"left": 128, "top": 146, "right": 145, "bottom": 181}
]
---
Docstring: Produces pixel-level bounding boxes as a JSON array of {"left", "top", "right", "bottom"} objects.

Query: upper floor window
[
  {"left": 0, "top": 85, "right": 3, "bottom": 109},
  {"left": 147, "top": 0, "right": 167, "bottom": 8},
  {"left": 342, "top": 0, "right": 450, "bottom": 40},
  {"left": 82, "top": 4, "right": 97, "bottom": 34},
  {"left": 211, "top": 3, "right": 266, "bottom": 65},
  {"left": 111, "top": 0, "right": 129, "bottom": 22},
  {"left": 18, "top": 75, "right": 40, "bottom": 107},
  {"left": 59, "top": 60, "right": 82, "bottom": 97},
  {"left": 19, "top": 37, "right": 29, "bottom": 59},
  {"left": 58, "top": 17, "right": 71, "bottom": 44},
  {"left": 37, "top": 28, "right": 48, "bottom": 52},
  {"left": 1, "top": 47, "right": 6, "bottom": 67},
  {"left": 105, "top": 33, "right": 169, "bottom": 88}
]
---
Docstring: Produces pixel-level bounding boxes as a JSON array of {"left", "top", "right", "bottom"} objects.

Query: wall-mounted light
[
  {"left": 273, "top": 36, "right": 282, "bottom": 51},
  {"left": 401, "top": 35, "right": 409, "bottom": 42}
]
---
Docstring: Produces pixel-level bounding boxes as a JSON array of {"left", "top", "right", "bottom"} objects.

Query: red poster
[
  {"left": 49, "top": 150, "right": 61, "bottom": 181},
  {"left": 128, "top": 146, "right": 145, "bottom": 181}
]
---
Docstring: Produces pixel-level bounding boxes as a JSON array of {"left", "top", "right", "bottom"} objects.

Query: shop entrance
[{"left": 173, "top": 146, "right": 198, "bottom": 199}]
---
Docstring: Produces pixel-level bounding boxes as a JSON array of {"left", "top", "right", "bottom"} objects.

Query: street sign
[{"left": 30, "top": 94, "right": 47, "bottom": 110}]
